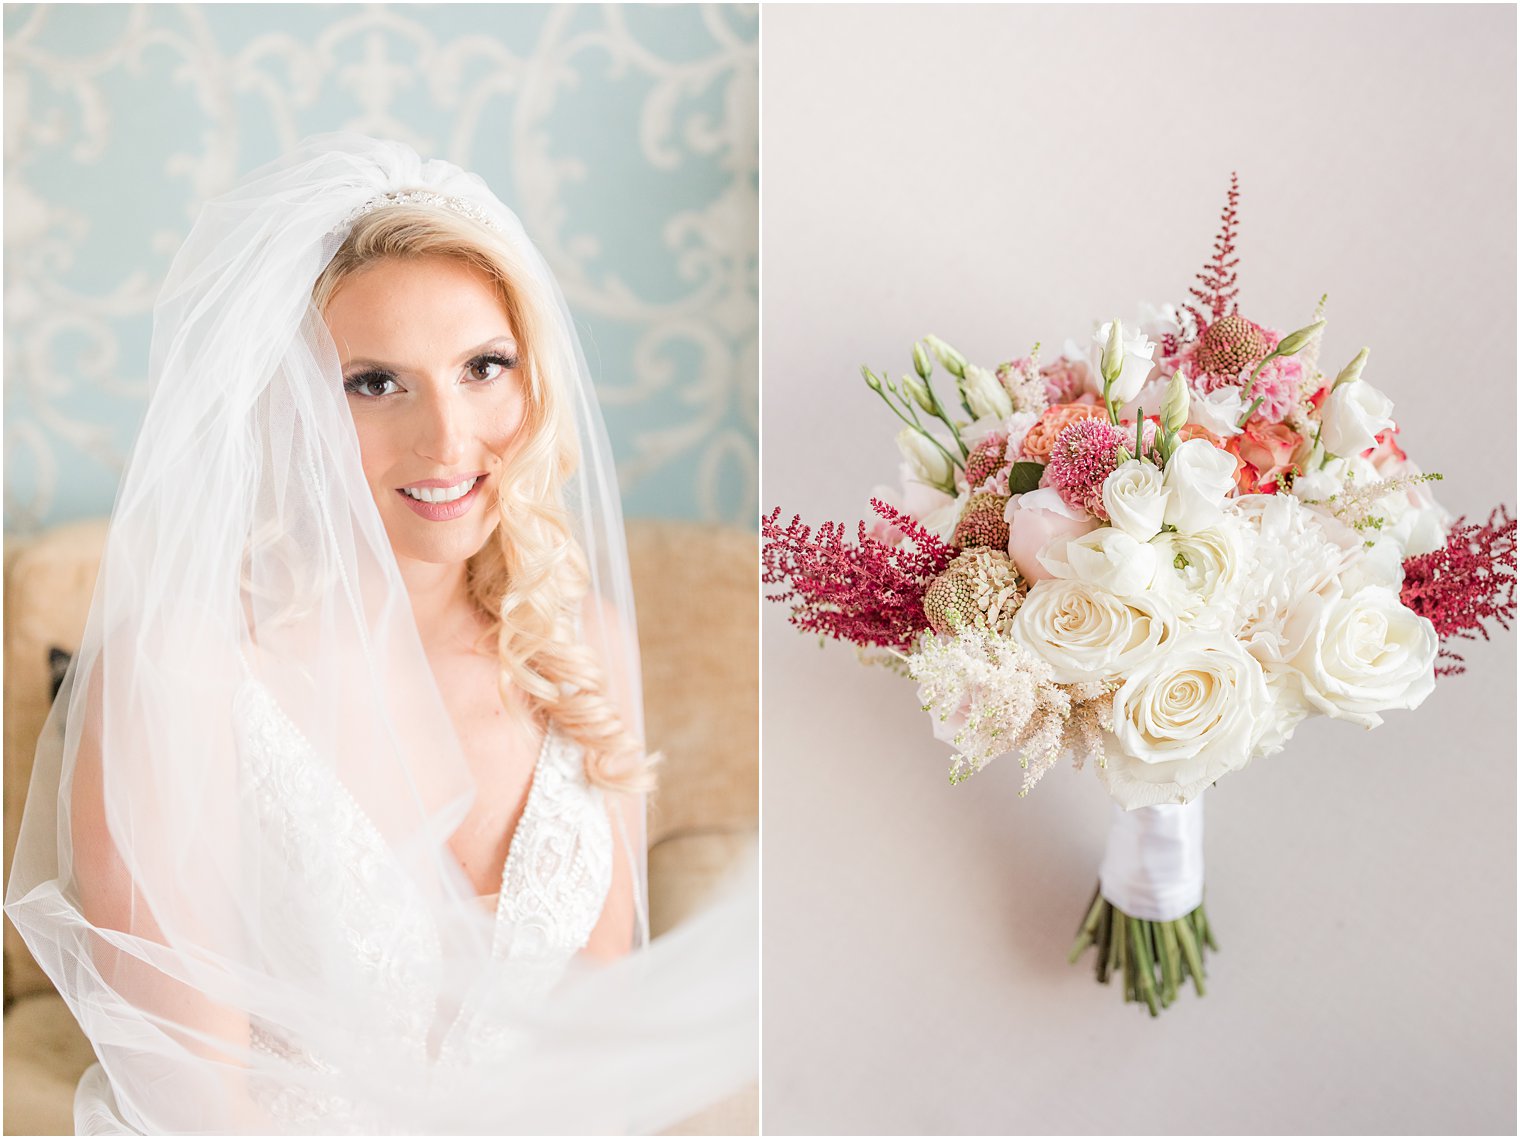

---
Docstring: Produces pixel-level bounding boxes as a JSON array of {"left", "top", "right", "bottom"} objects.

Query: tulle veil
[{"left": 4, "top": 133, "right": 757, "bottom": 1135}]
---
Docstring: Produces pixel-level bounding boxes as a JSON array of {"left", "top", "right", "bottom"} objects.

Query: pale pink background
[{"left": 760, "top": 4, "right": 1516, "bottom": 1134}]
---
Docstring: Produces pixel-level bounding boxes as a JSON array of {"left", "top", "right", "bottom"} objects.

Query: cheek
[{"left": 349, "top": 415, "right": 397, "bottom": 487}]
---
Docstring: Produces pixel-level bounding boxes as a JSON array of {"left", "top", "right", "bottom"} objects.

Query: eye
[
  {"left": 466, "top": 354, "right": 519, "bottom": 384},
  {"left": 343, "top": 372, "right": 401, "bottom": 399}
]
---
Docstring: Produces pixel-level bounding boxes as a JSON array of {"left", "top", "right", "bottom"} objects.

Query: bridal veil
[{"left": 4, "top": 134, "right": 757, "bottom": 1134}]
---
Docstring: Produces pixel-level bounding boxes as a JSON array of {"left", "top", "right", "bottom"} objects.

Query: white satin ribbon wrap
[{"left": 1097, "top": 796, "right": 1205, "bottom": 922}]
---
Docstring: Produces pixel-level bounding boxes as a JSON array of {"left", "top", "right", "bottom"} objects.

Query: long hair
[{"left": 312, "top": 206, "right": 653, "bottom": 794}]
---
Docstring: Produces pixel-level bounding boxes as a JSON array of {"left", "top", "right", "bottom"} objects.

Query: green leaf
[{"left": 1007, "top": 461, "right": 1045, "bottom": 495}]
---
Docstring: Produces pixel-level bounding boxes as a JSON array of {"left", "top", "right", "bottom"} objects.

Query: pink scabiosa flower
[{"left": 1041, "top": 417, "right": 1125, "bottom": 519}]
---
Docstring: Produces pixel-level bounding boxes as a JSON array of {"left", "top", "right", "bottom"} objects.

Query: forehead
[{"left": 322, "top": 255, "right": 515, "bottom": 361}]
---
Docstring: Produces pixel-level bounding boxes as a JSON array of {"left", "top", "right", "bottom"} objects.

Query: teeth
[{"left": 402, "top": 477, "right": 478, "bottom": 505}]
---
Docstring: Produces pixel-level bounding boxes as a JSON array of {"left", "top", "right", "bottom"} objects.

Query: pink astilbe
[
  {"left": 1400, "top": 506, "right": 1517, "bottom": 676},
  {"left": 762, "top": 499, "right": 957, "bottom": 651},
  {"left": 1182, "top": 173, "right": 1242, "bottom": 332},
  {"left": 1041, "top": 418, "right": 1124, "bottom": 518}
]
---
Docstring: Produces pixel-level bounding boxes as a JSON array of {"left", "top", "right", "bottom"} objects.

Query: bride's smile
[{"left": 324, "top": 253, "right": 526, "bottom": 568}]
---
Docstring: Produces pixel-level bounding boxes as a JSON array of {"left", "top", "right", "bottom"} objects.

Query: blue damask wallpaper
[{"left": 3, "top": 3, "right": 758, "bottom": 532}]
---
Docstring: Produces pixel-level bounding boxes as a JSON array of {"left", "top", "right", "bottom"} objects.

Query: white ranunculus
[
  {"left": 1285, "top": 584, "right": 1438, "bottom": 728},
  {"left": 1090, "top": 320, "right": 1157, "bottom": 404},
  {"left": 1004, "top": 488, "right": 1099, "bottom": 583},
  {"left": 1149, "top": 516, "right": 1251, "bottom": 633},
  {"left": 1009, "top": 578, "right": 1178, "bottom": 684},
  {"left": 1098, "top": 634, "right": 1271, "bottom": 809},
  {"left": 1041, "top": 526, "right": 1160, "bottom": 598},
  {"left": 1162, "top": 438, "right": 1238, "bottom": 533},
  {"left": 896, "top": 428, "right": 953, "bottom": 490},
  {"left": 1319, "top": 380, "right": 1395, "bottom": 457},
  {"left": 962, "top": 364, "right": 1014, "bottom": 421},
  {"left": 1187, "top": 385, "right": 1246, "bottom": 438},
  {"left": 1102, "top": 459, "right": 1170, "bottom": 541}
]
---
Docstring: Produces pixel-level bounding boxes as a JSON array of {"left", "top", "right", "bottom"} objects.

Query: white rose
[
  {"left": 1009, "top": 578, "right": 1178, "bottom": 684},
  {"left": 1099, "top": 634, "right": 1271, "bottom": 809},
  {"left": 896, "top": 428, "right": 953, "bottom": 490},
  {"left": 1149, "top": 517, "right": 1251, "bottom": 632},
  {"left": 1102, "top": 459, "right": 1170, "bottom": 541},
  {"left": 1042, "top": 526, "right": 1160, "bottom": 598},
  {"left": 1319, "top": 380, "right": 1395, "bottom": 457},
  {"left": 963, "top": 364, "right": 1014, "bottom": 421},
  {"left": 1285, "top": 584, "right": 1438, "bottom": 728},
  {"left": 1186, "top": 385, "right": 1246, "bottom": 438},
  {"left": 1004, "top": 488, "right": 1099, "bottom": 583},
  {"left": 1091, "top": 320, "right": 1157, "bottom": 404},
  {"left": 1162, "top": 438, "right": 1238, "bottom": 533}
]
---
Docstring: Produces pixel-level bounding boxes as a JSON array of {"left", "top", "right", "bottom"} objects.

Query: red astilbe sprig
[
  {"left": 1400, "top": 506, "right": 1517, "bottom": 676},
  {"left": 761, "top": 499, "right": 957, "bottom": 651},
  {"left": 1181, "top": 172, "right": 1242, "bottom": 336}
]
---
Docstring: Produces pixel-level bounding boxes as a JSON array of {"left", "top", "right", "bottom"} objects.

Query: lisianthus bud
[
  {"left": 1161, "top": 370, "right": 1189, "bottom": 437},
  {"left": 861, "top": 365, "right": 883, "bottom": 393},
  {"left": 962, "top": 363, "right": 1014, "bottom": 420},
  {"left": 1332, "top": 347, "right": 1369, "bottom": 391},
  {"left": 1275, "top": 319, "right": 1326, "bottom": 358},
  {"left": 897, "top": 427, "right": 954, "bottom": 490},
  {"left": 902, "top": 374, "right": 936, "bottom": 415},
  {"left": 912, "top": 341, "right": 933, "bottom": 381},
  {"left": 924, "top": 334, "right": 967, "bottom": 379},
  {"left": 1100, "top": 318, "right": 1124, "bottom": 386}
]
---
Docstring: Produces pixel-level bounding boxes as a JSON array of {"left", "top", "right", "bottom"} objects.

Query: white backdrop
[{"left": 760, "top": 5, "right": 1516, "bottom": 1135}]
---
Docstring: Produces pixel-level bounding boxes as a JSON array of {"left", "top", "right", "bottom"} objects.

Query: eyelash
[{"left": 342, "top": 352, "right": 520, "bottom": 399}]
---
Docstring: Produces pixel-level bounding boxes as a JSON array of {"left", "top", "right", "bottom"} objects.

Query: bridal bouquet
[{"left": 762, "top": 179, "right": 1516, "bottom": 1015}]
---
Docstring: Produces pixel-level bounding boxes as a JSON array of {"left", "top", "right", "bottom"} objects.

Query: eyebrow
[{"left": 339, "top": 336, "right": 519, "bottom": 376}]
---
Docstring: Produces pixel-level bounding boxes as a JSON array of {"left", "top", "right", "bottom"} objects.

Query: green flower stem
[
  {"left": 1069, "top": 887, "right": 1218, "bottom": 1017},
  {"left": 865, "top": 375, "right": 964, "bottom": 472}
]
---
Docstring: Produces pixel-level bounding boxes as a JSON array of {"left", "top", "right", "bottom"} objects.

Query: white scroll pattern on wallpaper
[{"left": 3, "top": 4, "right": 757, "bottom": 532}]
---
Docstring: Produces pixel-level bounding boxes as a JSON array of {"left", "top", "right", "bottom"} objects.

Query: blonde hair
[{"left": 314, "top": 205, "right": 652, "bottom": 794}]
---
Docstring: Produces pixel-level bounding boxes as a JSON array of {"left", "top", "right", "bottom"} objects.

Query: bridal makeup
[{"left": 323, "top": 254, "right": 527, "bottom": 568}]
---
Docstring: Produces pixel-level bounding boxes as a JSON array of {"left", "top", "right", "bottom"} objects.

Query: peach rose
[
  {"left": 1227, "top": 420, "right": 1304, "bottom": 494},
  {"left": 1019, "top": 403, "right": 1107, "bottom": 462}
]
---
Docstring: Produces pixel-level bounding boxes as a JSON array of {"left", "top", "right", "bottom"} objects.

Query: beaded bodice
[{"left": 230, "top": 677, "right": 613, "bottom": 1129}]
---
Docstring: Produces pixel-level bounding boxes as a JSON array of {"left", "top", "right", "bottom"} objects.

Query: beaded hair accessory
[{"left": 332, "top": 189, "right": 504, "bottom": 236}]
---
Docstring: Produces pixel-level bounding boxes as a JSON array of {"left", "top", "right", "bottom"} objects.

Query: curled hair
[{"left": 313, "top": 205, "right": 652, "bottom": 794}]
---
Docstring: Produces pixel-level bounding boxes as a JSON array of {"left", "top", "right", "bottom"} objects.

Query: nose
[{"left": 414, "top": 386, "right": 467, "bottom": 466}]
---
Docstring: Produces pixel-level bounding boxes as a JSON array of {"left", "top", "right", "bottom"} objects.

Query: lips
[{"left": 395, "top": 473, "right": 486, "bottom": 521}]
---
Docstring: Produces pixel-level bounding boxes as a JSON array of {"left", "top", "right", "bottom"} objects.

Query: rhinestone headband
[{"left": 333, "top": 189, "right": 503, "bottom": 236}]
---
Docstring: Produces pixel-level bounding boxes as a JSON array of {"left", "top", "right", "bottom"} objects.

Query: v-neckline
[{"left": 483, "top": 723, "right": 556, "bottom": 929}]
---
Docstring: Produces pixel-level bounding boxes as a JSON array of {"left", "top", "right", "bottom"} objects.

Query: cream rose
[
  {"left": 1284, "top": 584, "right": 1438, "bottom": 728},
  {"left": 1319, "top": 380, "right": 1395, "bottom": 457},
  {"left": 1004, "top": 488, "right": 1100, "bottom": 583},
  {"left": 1102, "top": 459, "right": 1170, "bottom": 541},
  {"left": 1098, "top": 634, "right": 1270, "bottom": 809},
  {"left": 1162, "top": 438, "right": 1237, "bottom": 533},
  {"left": 1009, "top": 578, "right": 1178, "bottom": 684}
]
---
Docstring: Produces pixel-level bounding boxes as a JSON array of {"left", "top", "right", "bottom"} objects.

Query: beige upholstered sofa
[{"left": 3, "top": 518, "right": 758, "bottom": 1136}]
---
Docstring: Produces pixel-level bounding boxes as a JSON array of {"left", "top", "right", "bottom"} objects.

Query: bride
[{"left": 5, "top": 135, "right": 755, "bottom": 1134}]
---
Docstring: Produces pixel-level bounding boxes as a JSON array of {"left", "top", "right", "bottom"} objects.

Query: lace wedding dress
[{"left": 74, "top": 677, "right": 613, "bottom": 1135}]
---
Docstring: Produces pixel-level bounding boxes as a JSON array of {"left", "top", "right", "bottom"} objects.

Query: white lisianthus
[
  {"left": 1149, "top": 517, "right": 1251, "bottom": 632},
  {"left": 1187, "top": 385, "right": 1246, "bottom": 438},
  {"left": 1102, "top": 459, "right": 1170, "bottom": 541},
  {"left": 1319, "top": 380, "right": 1395, "bottom": 457},
  {"left": 1162, "top": 438, "right": 1237, "bottom": 532},
  {"left": 896, "top": 428, "right": 953, "bottom": 491},
  {"left": 963, "top": 364, "right": 1014, "bottom": 421},
  {"left": 1042, "top": 526, "right": 1160, "bottom": 598},
  {"left": 1009, "top": 578, "right": 1179, "bottom": 684},
  {"left": 1090, "top": 320, "right": 1157, "bottom": 404},
  {"left": 1285, "top": 584, "right": 1438, "bottom": 728},
  {"left": 1136, "top": 301, "right": 1197, "bottom": 344},
  {"left": 875, "top": 464, "right": 964, "bottom": 544},
  {"left": 1099, "top": 634, "right": 1271, "bottom": 809}
]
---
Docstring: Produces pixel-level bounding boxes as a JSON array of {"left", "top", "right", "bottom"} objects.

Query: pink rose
[
  {"left": 1227, "top": 420, "right": 1304, "bottom": 494},
  {"left": 1004, "top": 487, "right": 1100, "bottom": 582},
  {"left": 1361, "top": 425, "right": 1407, "bottom": 474}
]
